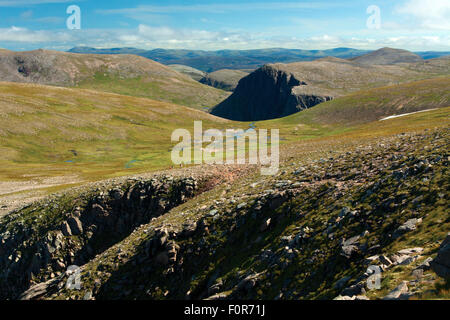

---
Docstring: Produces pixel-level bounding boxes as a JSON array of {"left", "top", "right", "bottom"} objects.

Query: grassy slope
[
  {"left": 0, "top": 82, "right": 234, "bottom": 184},
  {"left": 0, "top": 49, "right": 229, "bottom": 110},
  {"left": 276, "top": 57, "right": 450, "bottom": 97},
  {"left": 75, "top": 72, "right": 229, "bottom": 111},
  {"left": 168, "top": 64, "right": 206, "bottom": 81},
  {"left": 0, "top": 77, "right": 448, "bottom": 195},
  {"left": 261, "top": 77, "right": 450, "bottom": 142}
]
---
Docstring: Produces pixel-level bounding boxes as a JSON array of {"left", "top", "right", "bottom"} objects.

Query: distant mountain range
[
  {"left": 211, "top": 48, "right": 450, "bottom": 121},
  {"left": 68, "top": 47, "right": 450, "bottom": 72}
]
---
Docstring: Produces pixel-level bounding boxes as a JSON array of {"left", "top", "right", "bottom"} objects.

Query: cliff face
[{"left": 210, "top": 65, "right": 332, "bottom": 121}]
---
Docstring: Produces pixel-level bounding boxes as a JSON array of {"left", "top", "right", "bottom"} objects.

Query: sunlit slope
[
  {"left": 0, "top": 82, "right": 231, "bottom": 181},
  {"left": 275, "top": 57, "right": 450, "bottom": 97},
  {"left": 0, "top": 49, "right": 229, "bottom": 110},
  {"left": 1, "top": 77, "right": 448, "bottom": 187},
  {"left": 263, "top": 77, "right": 450, "bottom": 141}
]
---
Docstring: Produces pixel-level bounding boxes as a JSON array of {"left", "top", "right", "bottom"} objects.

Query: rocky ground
[
  {"left": 0, "top": 175, "right": 84, "bottom": 218},
  {"left": 0, "top": 128, "right": 449, "bottom": 300}
]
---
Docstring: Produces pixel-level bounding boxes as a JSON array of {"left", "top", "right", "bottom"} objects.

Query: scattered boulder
[
  {"left": 397, "top": 247, "right": 424, "bottom": 255},
  {"left": 334, "top": 276, "right": 351, "bottom": 290},
  {"left": 340, "top": 236, "right": 361, "bottom": 259},
  {"left": 412, "top": 269, "right": 424, "bottom": 279},
  {"left": 341, "top": 282, "right": 366, "bottom": 296},
  {"left": 19, "top": 276, "right": 62, "bottom": 300},
  {"left": 431, "top": 233, "right": 450, "bottom": 279},
  {"left": 393, "top": 218, "right": 422, "bottom": 239},
  {"left": 67, "top": 217, "right": 83, "bottom": 236},
  {"left": 181, "top": 222, "right": 197, "bottom": 238},
  {"left": 205, "top": 292, "right": 230, "bottom": 300},
  {"left": 83, "top": 290, "right": 93, "bottom": 300},
  {"left": 379, "top": 255, "right": 393, "bottom": 266},
  {"left": 334, "top": 295, "right": 355, "bottom": 300},
  {"left": 60, "top": 222, "right": 72, "bottom": 236},
  {"left": 237, "top": 272, "right": 264, "bottom": 293},
  {"left": 383, "top": 281, "right": 409, "bottom": 300},
  {"left": 415, "top": 257, "right": 433, "bottom": 271}
]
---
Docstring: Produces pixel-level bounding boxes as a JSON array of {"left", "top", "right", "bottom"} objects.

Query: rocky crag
[
  {"left": 211, "top": 65, "right": 332, "bottom": 121},
  {"left": 0, "top": 166, "right": 249, "bottom": 299}
]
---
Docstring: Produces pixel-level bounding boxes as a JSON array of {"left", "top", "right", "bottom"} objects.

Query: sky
[{"left": 0, "top": 0, "right": 449, "bottom": 52}]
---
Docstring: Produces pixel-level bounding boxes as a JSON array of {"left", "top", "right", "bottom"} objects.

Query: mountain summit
[{"left": 351, "top": 47, "right": 424, "bottom": 65}]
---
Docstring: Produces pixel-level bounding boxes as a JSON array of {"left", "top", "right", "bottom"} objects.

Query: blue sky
[{"left": 0, "top": 0, "right": 449, "bottom": 51}]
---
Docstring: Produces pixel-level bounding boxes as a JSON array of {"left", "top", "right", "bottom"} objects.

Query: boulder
[
  {"left": 379, "top": 255, "right": 393, "bottom": 266},
  {"left": 334, "top": 276, "right": 351, "bottom": 290},
  {"left": 415, "top": 257, "right": 433, "bottom": 271},
  {"left": 397, "top": 247, "right": 424, "bottom": 255},
  {"left": 67, "top": 217, "right": 83, "bottom": 236},
  {"left": 383, "top": 281, "right": 409, "bottom": 300},
  {"left": 393, "top": 218, "right": 422, "bottom": 239},
  {"left": 60, "top": 222, "right": 72, "bottom": 236},
  {"left": 340, "top": 236, "right": 361, "bottom": 259},
  {"left": 341, "top": 282, "right": 366, "bottom": 296},
  {"left": 431, "top": 233, "right": 450, "bottom": 279},
  {"left": 237, "top": 272, "right": 264, "bottom": 292}
]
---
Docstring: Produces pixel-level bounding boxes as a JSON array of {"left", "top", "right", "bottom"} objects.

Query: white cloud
[
  {"left": 396, "top": 0, "right": 450, "bottom": 30},
  {"left": 0, "top": 0, "right": 76, "bottom": 6},
  {"left": 0, "top": 24, "right": 449, "bottom": 52},
  {"left": 0, "top": 26, "right": 71, "bottom": 42}
]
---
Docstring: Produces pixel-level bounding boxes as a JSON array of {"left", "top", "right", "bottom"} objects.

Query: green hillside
[
  {"left": 262, "top": 77, "right": 450, "bottom": 141},
  {"left": 0, "top": 49, "right": 229, "bottom": 110},
  {"left": 0, "top": 82, "right": 232, "bottom": 184}
]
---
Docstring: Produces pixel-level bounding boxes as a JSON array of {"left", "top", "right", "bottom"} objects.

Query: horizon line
[{"left": 2, "top": 46, "right": 450, "bottom": 53}]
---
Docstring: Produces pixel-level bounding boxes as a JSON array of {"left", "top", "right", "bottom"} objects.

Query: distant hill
[
  {"left": 68, "top": 46, "right": 450, "bottom": 72},
  {"left": 67, "top": 47, "right": 148, "bottom": 55},
  {"left": 68, "top": 47, "right": 371, "bottom": 72},
  {"left": 211, "top": 54, "right": 450, "bottom": 121},
  {"left": 351, "top": 47, "right": 423, "bottom": 65},
  {"left": 168, "top": 64, "right": 206, "bottom": 81},
  {"left": 415, "top": 51, "right": 450, "bottom": 59},
  {"left": 199, "top": 69, "right": 249, "bottom": 91},
  {"left": 0, "top": 49, "right": 229, "bottom": 110}
]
